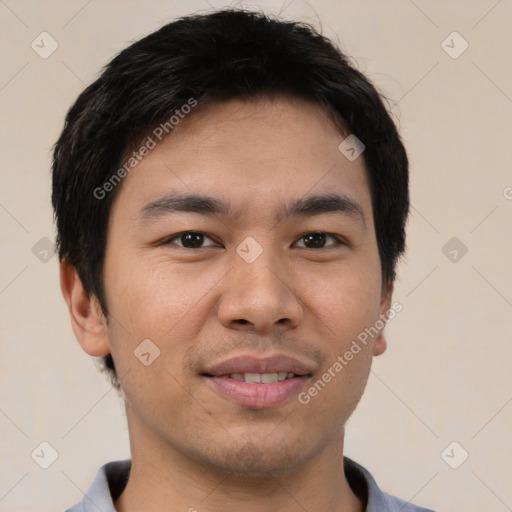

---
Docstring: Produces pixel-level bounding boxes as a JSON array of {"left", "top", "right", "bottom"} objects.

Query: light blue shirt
[{"left": 65, "top": 457, "right": 436, "bottom": 511}]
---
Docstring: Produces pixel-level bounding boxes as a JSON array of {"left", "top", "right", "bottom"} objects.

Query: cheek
[
  {"left": 308, "top": 264, "right": 383, "bottom": 345},
  {"left": 305, "top": 262, "right": 381, "bottom": 413},
  {"left": 104, "top": 260, "right": 216, "bottom": 388},
  {"left": 108, "top": 258, "right": 205, "bottom": 336}
]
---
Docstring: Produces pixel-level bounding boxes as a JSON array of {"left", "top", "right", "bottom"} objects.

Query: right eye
[{"left": 160, "top": 231, "right": 220, "bottom": 249}]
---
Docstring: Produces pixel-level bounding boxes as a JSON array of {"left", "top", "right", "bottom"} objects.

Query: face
[{"left": 79, "top": 97, "right": 390, "bottom": 475}]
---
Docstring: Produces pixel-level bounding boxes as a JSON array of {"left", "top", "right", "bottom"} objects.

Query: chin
[{"left": 191, "top": 435, "right": 325, "bottom": 477}]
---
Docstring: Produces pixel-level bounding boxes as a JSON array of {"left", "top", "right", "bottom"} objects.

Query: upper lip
[{"left": 202, "top": 354, "right": 315, "bottom": 377}]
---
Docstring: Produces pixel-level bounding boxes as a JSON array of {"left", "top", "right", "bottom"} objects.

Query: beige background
[{"left": 1, "top": 1, "right": 511, "bottom": 511}]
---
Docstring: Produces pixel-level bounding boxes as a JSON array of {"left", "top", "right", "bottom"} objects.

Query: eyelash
[{"left": 159, "top": 231, "right": 347, "bottom": 250}]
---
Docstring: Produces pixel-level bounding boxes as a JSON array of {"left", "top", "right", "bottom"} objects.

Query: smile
[{"left": 202, "top": 353, "right": 315, "bottom": 408}]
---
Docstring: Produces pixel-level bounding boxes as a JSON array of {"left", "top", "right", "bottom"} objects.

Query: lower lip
[{"left": 206, "top": 376, "right": 309, "bottom": 409}]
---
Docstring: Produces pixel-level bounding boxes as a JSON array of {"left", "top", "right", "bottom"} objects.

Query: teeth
[
  {"left": 244, "top": 373, "right": 262, "bottom": 383},
  {"left": 226, "top": 372, "right": 296, "bottom": 383}
]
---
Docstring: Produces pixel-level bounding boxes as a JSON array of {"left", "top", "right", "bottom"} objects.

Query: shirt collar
[{"left": 67, "top": 457, "right": 432, "bottom": 512}]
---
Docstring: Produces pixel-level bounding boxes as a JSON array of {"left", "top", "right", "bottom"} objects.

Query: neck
[{"left": 114, "top": 410, "right": 364, "bottom": 512}]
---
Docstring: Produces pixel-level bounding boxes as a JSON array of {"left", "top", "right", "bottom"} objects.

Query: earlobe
[
  {"left": 373, "top": 286, "right": 392, "bottom": 357},
  {"left": 373, "top": 332, "right": 387, "bottom": 357},
  {"left": 59, "top": 259, "right": 111, "bottom": 357}
]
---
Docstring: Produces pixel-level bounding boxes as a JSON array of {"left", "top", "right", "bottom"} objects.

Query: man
[{"left": 53, "top": 8, "right": 435, "bottom": 512}]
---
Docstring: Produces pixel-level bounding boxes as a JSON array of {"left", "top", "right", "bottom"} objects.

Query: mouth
[
  {"left": 201, "top": 354, "right": 314, "bottom": 409},
  {"left": 211, "top": 372, "right": 300, "bottom": 383}
]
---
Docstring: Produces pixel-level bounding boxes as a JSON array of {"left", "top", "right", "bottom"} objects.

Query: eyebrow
[{"left": 137, "top": 191, "right": 366, "bottom": 228}]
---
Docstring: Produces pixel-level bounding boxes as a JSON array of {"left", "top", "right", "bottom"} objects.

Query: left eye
[{"left": 293, "top": 232, "right": 343, "bottom": 249}]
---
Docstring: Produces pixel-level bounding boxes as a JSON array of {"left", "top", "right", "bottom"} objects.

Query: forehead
[{"left": 110, "top": 96, "right": 373, "bottom": 225}]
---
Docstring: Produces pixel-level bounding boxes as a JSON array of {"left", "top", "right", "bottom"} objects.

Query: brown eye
[
  {"left": 294, "top": 232, "right": 343, "bottom": 249},
  {"left": 162, "top": 231, "right": 217, "bottom": 249}
]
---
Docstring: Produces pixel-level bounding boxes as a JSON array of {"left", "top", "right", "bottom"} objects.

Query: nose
[{"left": 217, "top": 249, "right": 304, "bottom": 334}]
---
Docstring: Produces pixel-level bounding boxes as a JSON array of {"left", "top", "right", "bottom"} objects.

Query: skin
[{"left": 60, "top": 96, "right": 392, "bottom": 512}]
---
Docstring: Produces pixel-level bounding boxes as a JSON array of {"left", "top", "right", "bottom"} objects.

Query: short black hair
[{"left": 52, "top": 8, "right": 409, "bottom": 392}]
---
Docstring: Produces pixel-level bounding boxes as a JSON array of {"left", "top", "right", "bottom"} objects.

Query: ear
[
  {"left": 372, "top": 284, "right": 393, "bottom": 357},
  {"left": 59, "top": 259, "right": 111, "bottom": 357}
]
